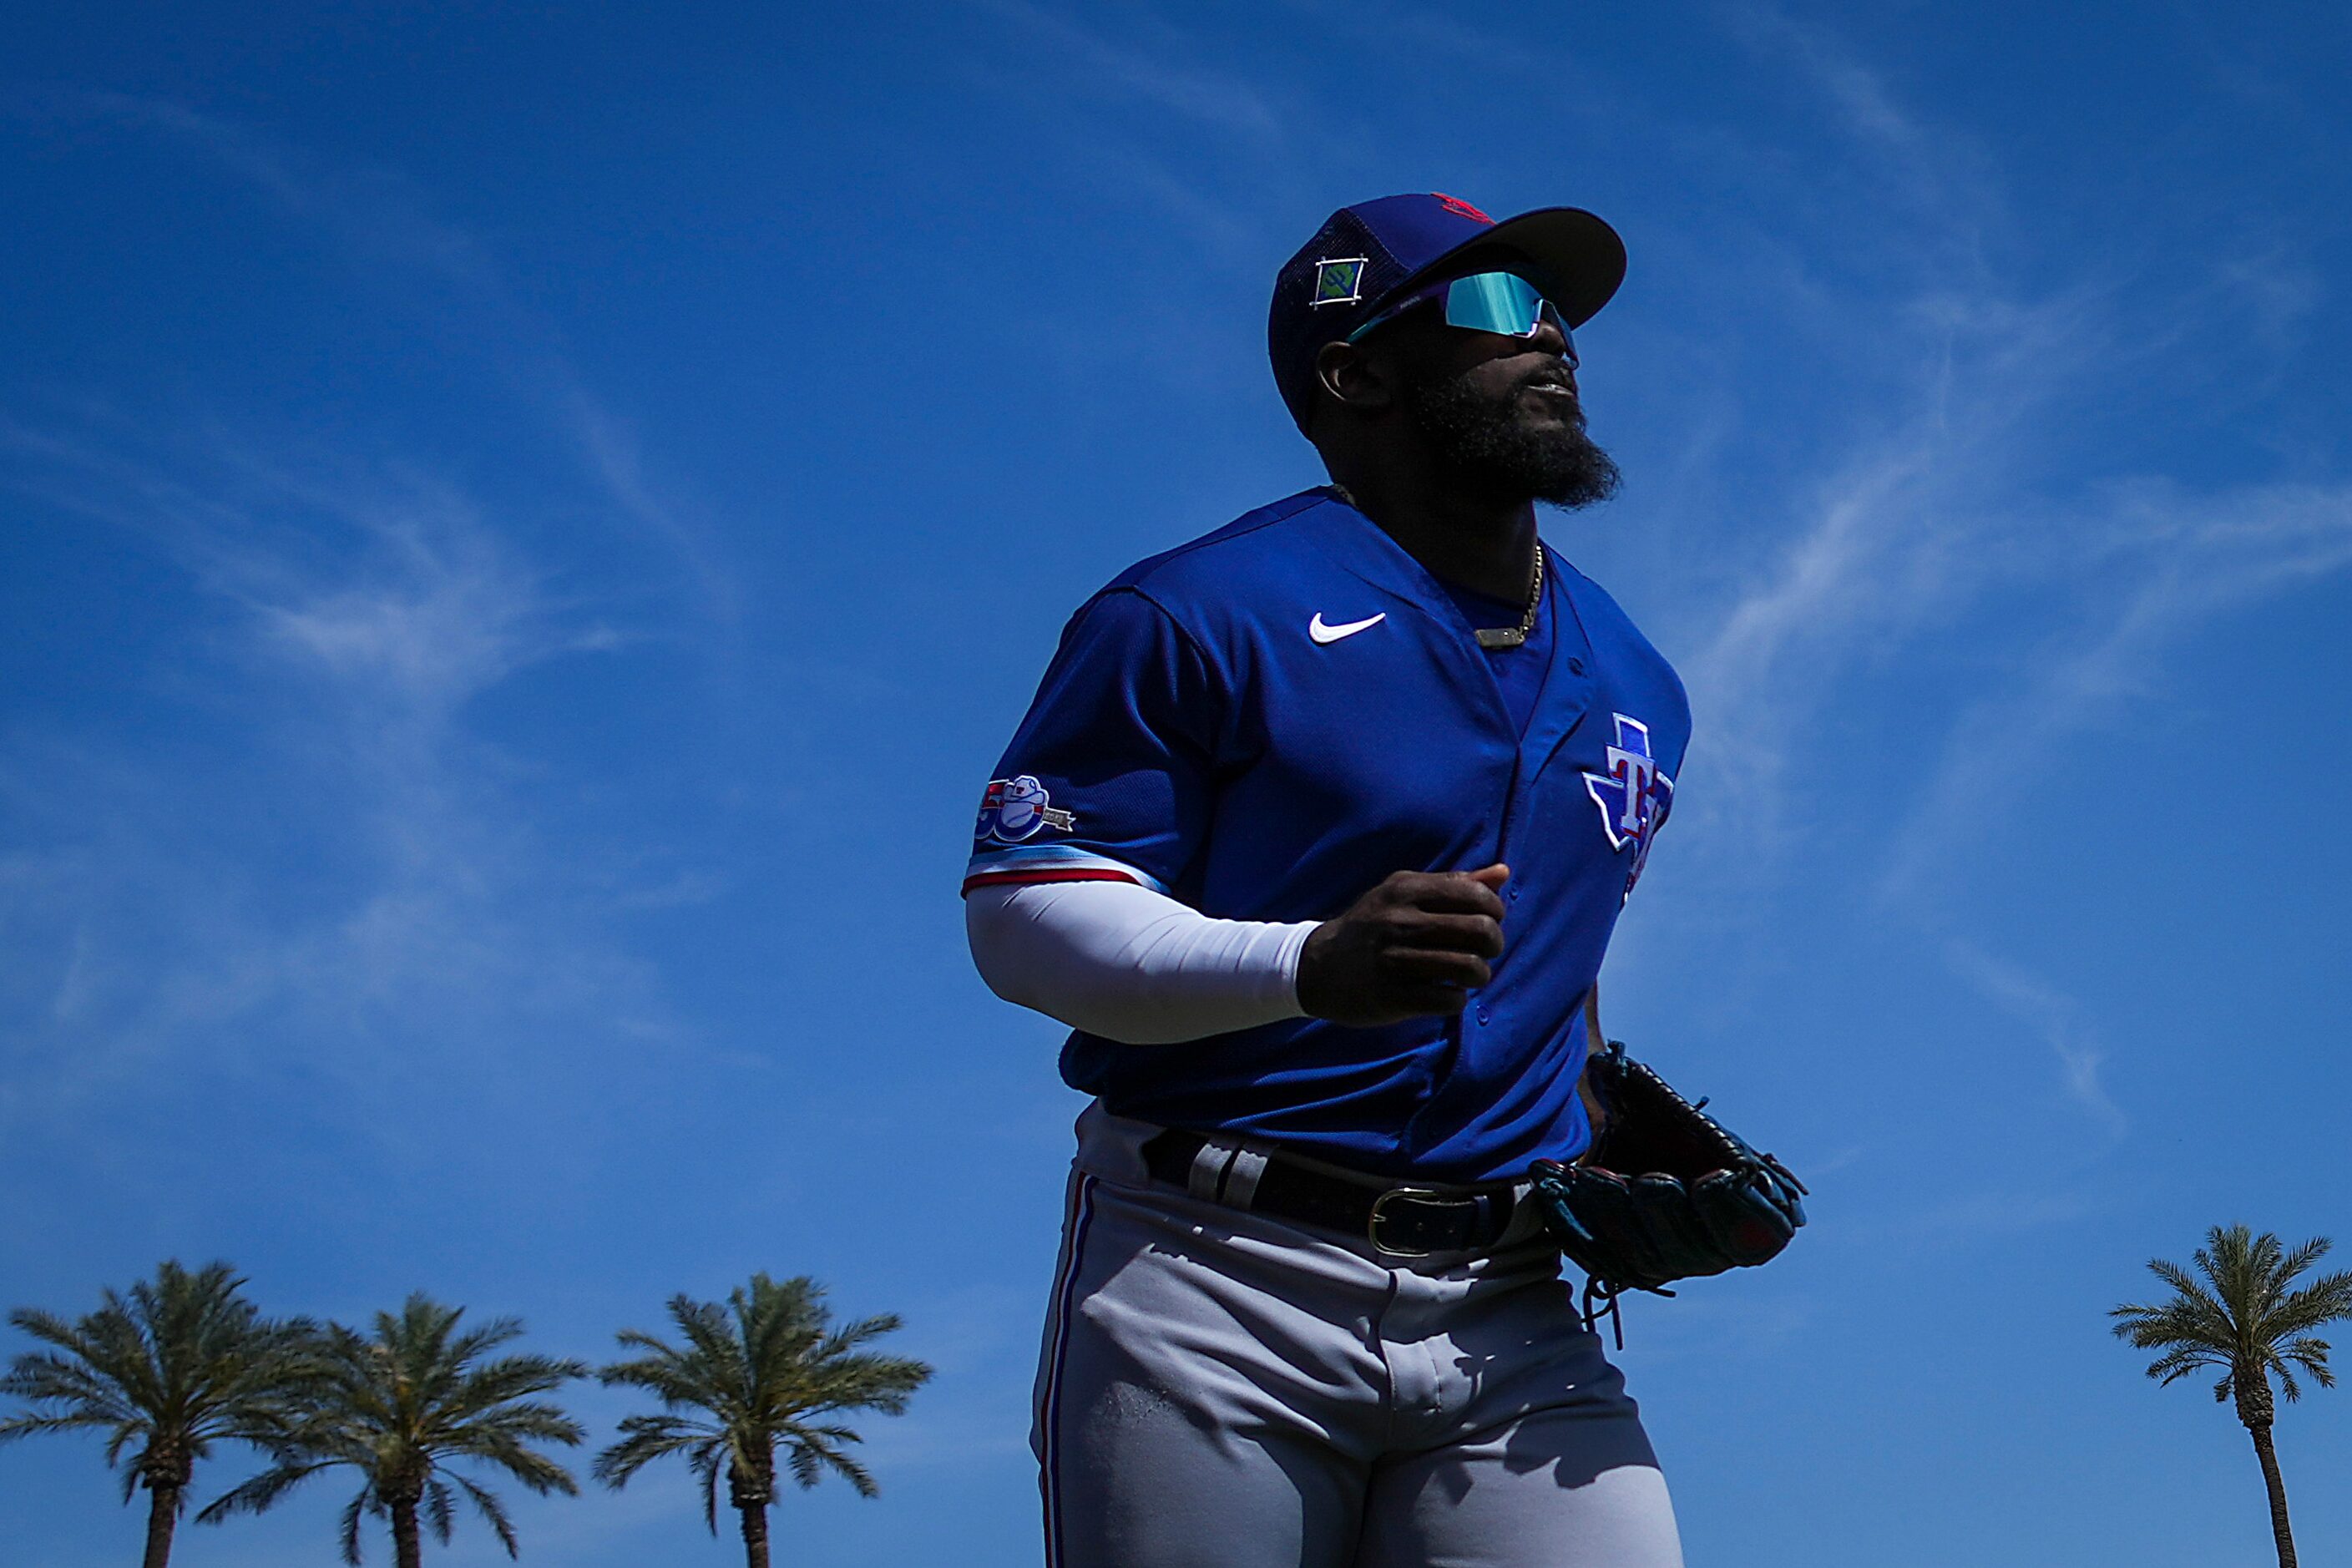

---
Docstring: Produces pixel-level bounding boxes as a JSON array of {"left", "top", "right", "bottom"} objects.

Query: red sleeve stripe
[{"left": 961, "top": 867, "right": 1144, "bottom": 893}]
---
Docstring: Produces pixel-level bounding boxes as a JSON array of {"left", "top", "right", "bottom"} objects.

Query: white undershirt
[{"left": 964, "top": 878, "right": 1318, "bottom": 1044}]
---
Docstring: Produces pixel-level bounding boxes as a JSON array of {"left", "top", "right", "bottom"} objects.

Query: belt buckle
[{"left": 1367, "top": 1185, "right": 1446, "bottom": 1258}]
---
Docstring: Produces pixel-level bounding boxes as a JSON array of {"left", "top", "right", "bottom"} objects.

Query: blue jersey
[{"left": 965, "top": 488, "right": 1689, "bottom": 1184}]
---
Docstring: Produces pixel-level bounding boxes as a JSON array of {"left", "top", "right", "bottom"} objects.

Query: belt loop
[
  {"left": 1187, "top": 1139, "right": 1237, "bottom": 1201},
  {"left": 1222, "top": 1148, "right": 1270, "bottom": 1208}
]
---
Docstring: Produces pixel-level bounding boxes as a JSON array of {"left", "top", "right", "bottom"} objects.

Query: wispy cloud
[
  {"left": 0, "top": 123, "right": 751, "bottom": 1155},
  {"left": 0, "top": 422, "right": 679, "bottom": 1130},
  {"left": 1671, "top": 7, "right": 2351, "bottom": 857},
  {"left": 967, "top": 0, "right": 1287, "bottom": 144},
  {"left": 544, "top": 378, "right": 744, "bottom": 626},
  {"left": 1657, "top": 13, "right": 2036, "bottom": 842},
  {"left": 1879, "top": 1184, "right": 2108, "bottom": 1250},
  {"left": 1875, "top": 477, "right": 2352, "bottom": 903},
  {"left": 1630, "top": 8, "right": 2352, "bottom": 1135},
  {"left": 1718, "top": 0, "right": 2006, "bottom": 269},
  {"left": 2, "top": 416, "right": 612, "bottom": 716},
  {"left": 1942, "top": 940, "right": 2126, "bottom": 1136},
  {"left": 948, "top": 1, "right": 1343, "bottom": 276},
  {"left": 30, "top": 89, "right": 499, "bottom": 293},
  {"left": 2216, "top": 248, "right": 2326, "bottom": 357},
  {"left": 10, "top": 88, "right": 743, "bottom": 626},
  {"left": 1674, "top": 286, "right": 2106, "bottom": 853}
]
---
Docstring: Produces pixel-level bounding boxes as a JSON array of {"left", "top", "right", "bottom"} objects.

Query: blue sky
[{"left": 4, "top": 2, "right": 2350, "bottom": 1564}]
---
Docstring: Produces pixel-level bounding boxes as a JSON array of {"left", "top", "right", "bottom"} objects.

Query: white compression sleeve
[{"left": 965, "top": 878, "right": 1318, "bottom": 1045}]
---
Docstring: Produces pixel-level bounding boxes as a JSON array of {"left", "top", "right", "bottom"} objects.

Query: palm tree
[
  {"left": 200, "top": 1294, "right": 585, "bottom": 1568},
  {"left": 0, "top": 1260, "right": 316, "bottom": 1568},
  {"left": 594, "top": 1273, "right": 933, "bottom": 1568},
  {"left": 2111, "top": 1224, "right": 2352, "bottom": 1568}
]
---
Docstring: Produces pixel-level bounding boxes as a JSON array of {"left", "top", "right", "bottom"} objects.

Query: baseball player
[{"left": 965, "top": 193, "right": 1688, "bottom": 1566}]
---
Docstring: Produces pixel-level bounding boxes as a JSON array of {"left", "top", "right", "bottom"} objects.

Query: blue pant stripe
[{"left": 1039, "top": 1172, "right": 1098, "bottom": 1568}]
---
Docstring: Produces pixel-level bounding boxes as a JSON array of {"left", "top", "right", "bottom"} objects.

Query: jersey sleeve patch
[{"left": 974, "top": 775, "right": 1077, "bottom": 843}]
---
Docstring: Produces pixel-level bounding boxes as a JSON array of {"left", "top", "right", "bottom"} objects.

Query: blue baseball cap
[{"left": 1267, "top": 192, "right": 1626, "bottom": 432}]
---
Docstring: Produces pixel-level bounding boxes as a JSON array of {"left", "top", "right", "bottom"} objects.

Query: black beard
[{"left": 1403, "top": 365, "right": 1622, "bottom": 509}]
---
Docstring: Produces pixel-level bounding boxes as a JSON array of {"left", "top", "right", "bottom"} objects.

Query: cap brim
[{"left": 1384, "top": 206, "right": 1626, "bottom": 329}]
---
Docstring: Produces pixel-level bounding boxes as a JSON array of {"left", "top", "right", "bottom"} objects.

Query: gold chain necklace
[
  {"left": 1474, "top": 542, "right": 1543, "bottom": 650},
  {"left": 1328, "top": 485, "right": 1544, "bottom": 650}
]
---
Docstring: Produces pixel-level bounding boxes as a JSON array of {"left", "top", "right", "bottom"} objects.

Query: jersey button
[
  {"left": 1474, "top": 1005, "right": 1491, "bottom": 1024},
  {"left": 1509, "top": 886, "right": 1520, "bottom": 902}
]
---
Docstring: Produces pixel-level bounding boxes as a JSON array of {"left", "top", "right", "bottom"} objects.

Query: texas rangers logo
[
  {"left": 1582, "top": 713, "right": 1674, "bottom": 900},
  {"left": 975, "top": 775, "right": 1076, "bottom": 843}
]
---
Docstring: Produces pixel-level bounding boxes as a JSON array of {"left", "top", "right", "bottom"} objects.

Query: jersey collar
[{"left": 1299, "top": 489, "right": 1597, "bottom": 780}]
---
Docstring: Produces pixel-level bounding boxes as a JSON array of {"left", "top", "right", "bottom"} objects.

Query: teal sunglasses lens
[
  {"left": 1343, "top": 271, "right": 1574, "bottom": 354},
  {"left": 1441, "top": 271, "right": 1547, "bottom": 336}
]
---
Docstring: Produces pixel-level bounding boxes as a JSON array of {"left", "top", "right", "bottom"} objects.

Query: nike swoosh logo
[{"left": 1309, "top": 611, "right": 1387, "bottom": 645}]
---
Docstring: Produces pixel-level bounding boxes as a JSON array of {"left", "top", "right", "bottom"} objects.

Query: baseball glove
[{"left": 1528, "top": 989, "right": 1807, "bottom": 1332}]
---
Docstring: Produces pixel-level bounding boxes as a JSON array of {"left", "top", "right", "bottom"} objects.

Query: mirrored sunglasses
[{"left": 1346, "top": 271, "right": 1574, "bottom": 359}]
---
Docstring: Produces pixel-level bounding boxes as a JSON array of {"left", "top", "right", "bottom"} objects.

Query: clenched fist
[{"left": 1295, "top": 864, "right": 1509, "bottom": 1027}]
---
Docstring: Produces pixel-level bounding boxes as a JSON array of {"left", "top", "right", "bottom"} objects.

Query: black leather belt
[{"left": 1142, "top": 1129, "right": 1521, "bottom": 1258}]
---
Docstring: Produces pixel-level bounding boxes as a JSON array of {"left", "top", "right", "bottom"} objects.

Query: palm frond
[
  {"left": 448, "top": 1392, "right": 586, "bottom": 1444},
  {"left": 781, "top": 1424, "right": 878, "bottom": 1497},
  {"left": 2277, "top": 1335, "right": 2336, "bottom": 1390},
  {"left": 453, "top": 1471, "right": 521, "bottom": 1558},
  {"left": 2147, "top": 1257, "right": 2220, "bottom": 1310},
  {"left": 692, "top": 1441, "right": 725, "bottom": 1534},
  {"left": 593, "top": 1413, "right": 716, "bottom": 1487},
  {"left": 0, "top": 1408, "right": 126, "bottom": 1442},
  {"left": 6, "top": 1307, "right": 93, "bottom": 1353},
  {"left": 0, "top": 1351, "right": 138, "bottom": 1412},
  {"left": 813, "top": 1312, "right": 913, "bottom": 1368},
  {"left": 337, "top": 1487, "right": 371, "bottom": 1568},
  {"left": 2268, "top": 1272, "right": 2352, "bottom": 1338},
  {"left": 2273, "top": 1236, "right": 2330, "bottom": 1285},
  {"left": 2139, "top": 1344, "right": 2226, "bottom": 1385},
  {"left": 458, "top": 1434, "right": 581, "bottom": 1496},
  {"left": 196, "top": 1459, "right": 329, "bottom": 1523}
]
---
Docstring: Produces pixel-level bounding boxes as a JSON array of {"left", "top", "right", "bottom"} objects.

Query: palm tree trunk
[
  {"left": 141, "top": 1483, "right": 180, "bottom": 1568},
  {"left": 2246, "top": 1421, "right": 2297, "bottom": 1568},
  {"left": 738, "top": 1499, "right": 771, "bottom": 1568},
  {"left": 392, "top": 1496, "right": 425, "bottom": 1568}
]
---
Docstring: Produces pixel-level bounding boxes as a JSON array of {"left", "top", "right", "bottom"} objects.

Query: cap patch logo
[
  {"left": 976, "top": 776, "right": 1076, "bottom": 843},
  {"left": 1311, "top": 257, "right": 1368, "bottom": 307},
  {"left": 1434, "top": 194, "right": 1494, "bottom": 224}
]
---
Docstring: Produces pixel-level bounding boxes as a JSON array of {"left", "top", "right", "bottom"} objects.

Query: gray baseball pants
[{"left": 1033, "top": 1105, "right": 1684, "bottom": 1567}]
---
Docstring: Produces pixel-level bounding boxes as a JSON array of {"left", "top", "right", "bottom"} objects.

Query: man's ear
[{"left": 1314, "top": 338, "right": 1397, "bottom": 417}]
